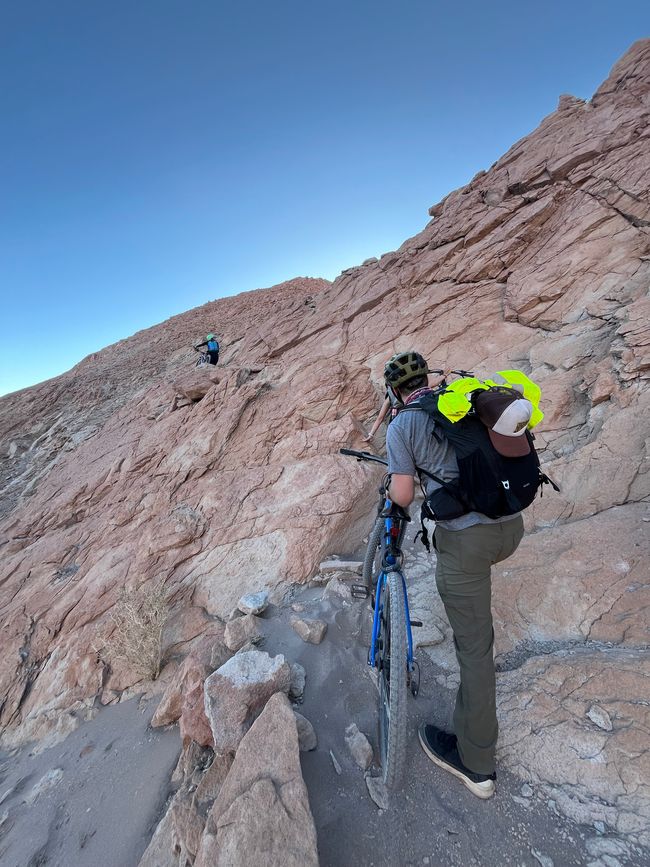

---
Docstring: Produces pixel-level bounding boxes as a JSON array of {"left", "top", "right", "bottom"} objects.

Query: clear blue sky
[{"left": 1, "top": 1, "right": 647, "bottom": 396}]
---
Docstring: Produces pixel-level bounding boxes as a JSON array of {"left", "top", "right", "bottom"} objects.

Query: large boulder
[
  {"left": 194, "top": 692, "right": 318, "bottom": 867},
  {"left": 204, "top": 650, "right": 291, "bottom": 753}
]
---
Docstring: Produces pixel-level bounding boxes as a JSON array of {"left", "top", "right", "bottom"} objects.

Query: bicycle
[
  {"left": 194, "top": 347, "right": 210, "bottom": 368},
  {"left": 340, "top": 448, "right": 422, "bottom": 789}
]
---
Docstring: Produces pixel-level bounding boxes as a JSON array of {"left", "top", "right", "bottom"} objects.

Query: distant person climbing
[{"left": 194, "top": 333, "right": 220, "bottom": 366}]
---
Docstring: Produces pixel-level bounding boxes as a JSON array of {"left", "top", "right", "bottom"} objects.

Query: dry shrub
[{"left": 108, "top": 583, "right": 169, "bottom": 681}]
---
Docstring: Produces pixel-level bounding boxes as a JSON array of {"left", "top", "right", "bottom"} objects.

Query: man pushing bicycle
[{"left": 383, "top": 350, "right": 529, "bottom": 799}]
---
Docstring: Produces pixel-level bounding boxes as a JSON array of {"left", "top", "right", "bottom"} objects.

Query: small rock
[
  {"left": 412, "top": 622, "right": 445, "bottom": 648},
  {"left": 228, "top": 607, "right": 244, "bottom": 621},
  {"left": 531, "top": 849, "right": 554, "bottom": 867},
  {"left": 586, "top": 704, "right": 613, "bottom": 731},
  {"left": 291, "top": 602, "right": 306, "bottom": 613},
  {"left": 521, "top": 783, "right": 534, "bottom": 798},
  {"left": 224, "top": 614, "right": 262, "bottom": 652},
  {"left": 237, "top": 591, "right": 269, "bottom": 616},
  {"left": 511, "top": 795, "right": 531, "bottom": 808},
  {"left": 25, "top": 768, "right": 64, "bottom": 804},
  {"left": 365, "top": 774, "right": 389, "bottom": 810},
  {"left": 289, "top": 663, "right": 306, "bottom": 702},
  {"left": 324, "top": 576, "right": 353, "bottom": 599},
  {"left": 329, "top": 750, "right": 342, "bottom": 775},
  {"left": 345, "top": 723, "right": 373, "bottom": 770},
  {"left": 319, "top": 560, "right": 363, "bottom": 574},
  {"left": 309, "top": 572, "right": 329, "bottom": 586},
  {"left": 290, "top": 616, "right": 327, "bottom": 645},
  {"left": 294, "top": 712, "right": 317, "bottom": 751},
  {"left": 593, "top": 821, "right": 606, "bottom": 834}
]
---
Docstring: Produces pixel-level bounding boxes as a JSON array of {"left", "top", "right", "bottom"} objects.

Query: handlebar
[
  {"left": 339, "top": 448, "right": 388, "bottom": 467},
  {"left": 339, "top": 448, "right": 445, "bottom": 488}
]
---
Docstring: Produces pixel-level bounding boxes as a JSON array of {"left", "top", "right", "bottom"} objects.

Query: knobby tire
[
  {"left": 362, "top": 517, "right": 383, "bottom": 590},
  {"left": 378, "top": 570, "right": 408, "bottom": 789}
]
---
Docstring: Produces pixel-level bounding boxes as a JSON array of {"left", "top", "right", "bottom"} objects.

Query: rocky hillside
[{"left": 0, "top": 38, "right": 648, "bottom": 844}]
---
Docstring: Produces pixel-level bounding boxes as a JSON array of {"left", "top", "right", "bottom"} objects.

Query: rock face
[
  {"left": 195, "top": 692, "right": 319, "bottom": 867},
  {"left": 0, "top": 40, "right": 648, "bottom": 840},
  {"left": 498, "top": 648, "right": 650, "bottom": 847}
]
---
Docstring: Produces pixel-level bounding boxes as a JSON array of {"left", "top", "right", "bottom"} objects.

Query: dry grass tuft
[{"left": 107, "top": 583, "right": 169, "bottom": 681}]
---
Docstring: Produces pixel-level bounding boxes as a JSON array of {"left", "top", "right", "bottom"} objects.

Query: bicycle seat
[{"left": 380, "top": 503, "right": 411, "bottom": 522}]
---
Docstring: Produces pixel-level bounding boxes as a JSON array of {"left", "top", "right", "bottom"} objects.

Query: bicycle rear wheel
[
  {"left": 363, "top": 517, "right": 383, "bottom": 590},
  {"left": 378, "top": 570, "right": 408, "bottom": 788}
]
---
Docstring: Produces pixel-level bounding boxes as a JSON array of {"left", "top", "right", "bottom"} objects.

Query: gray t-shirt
[{"left": 386, "top": 403, "right": 519, "bottom": 531}]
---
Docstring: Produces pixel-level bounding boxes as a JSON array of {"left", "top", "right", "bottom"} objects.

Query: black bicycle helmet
[{"left": 384, "top": 351, "right": 429, "bottom": 389}]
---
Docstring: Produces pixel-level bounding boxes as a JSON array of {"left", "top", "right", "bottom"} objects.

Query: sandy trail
[{"left": 0, "top": 699, "right": 179, "bottom": 867}]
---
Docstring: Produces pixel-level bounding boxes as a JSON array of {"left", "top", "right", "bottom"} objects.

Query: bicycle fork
[{"left": 369, "top": 569, "right": 421, "bottom": 697}]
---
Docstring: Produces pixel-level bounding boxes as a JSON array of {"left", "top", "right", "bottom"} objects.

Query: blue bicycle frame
[{"left": 368, "top": 496, "right": 416, "bottom": 673}]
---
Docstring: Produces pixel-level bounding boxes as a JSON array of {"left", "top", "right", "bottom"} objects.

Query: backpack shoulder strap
[{"left": 392, "top": 397, "right": 455, "bottom": 489}]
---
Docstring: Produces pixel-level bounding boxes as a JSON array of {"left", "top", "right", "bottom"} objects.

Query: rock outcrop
[
  {"left": 195, "top": 692, "right": 318, "bottom": 867},
  {"left": 0, "top": 39, "right": 648, "bottom": 844}
]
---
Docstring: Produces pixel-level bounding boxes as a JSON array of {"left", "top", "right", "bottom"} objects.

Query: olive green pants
[{"left": 434, "top": 515, "right": 524, "bottom": 775}]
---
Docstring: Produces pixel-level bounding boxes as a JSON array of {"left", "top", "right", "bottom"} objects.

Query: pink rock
[
  {"left": 203, "top": 650, "right": 290, "bottom": 753},
  {"left": 290, "top": 616, "right": 327, "bottom": 645},
  {"left": 195, "top": 693, "right": 318, "bottom": 867}
]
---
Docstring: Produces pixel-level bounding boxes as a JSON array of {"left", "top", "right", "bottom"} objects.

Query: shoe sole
[{"left": 418, "top": 725, "right": 495, "bottom": 800}]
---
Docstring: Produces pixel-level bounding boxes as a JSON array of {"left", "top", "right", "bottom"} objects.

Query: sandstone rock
[
  {"left": 237, "top": 590, "right": 269, "bottom": 615},
  {"left": 151, "top": 654, "right": 208, "bottom": 728},
  {"left": 497, "top": 647, "right": 650, "bottom": 847},
  {"left": 294, "top": 711, "right": 317, "bottom": 751},
  {"left": 204, "top": 650, "right": 290, "bottom": 753},
  {"left": 171, "top": 740, "right": 213, "bottom": 786},
  {"left": 223, "top": 614, "right": 262, "bottom": 652},
  {"left": 289, "top": 662, "right": 306, "bottom": 702},
  {"left": 194, "top": 752, "right": 234, "bottom": 804},
  {"left": 138, "top": 800, "right": 177, "bottom": 867},
  {"left": 345, "top": 723, "right": 373, "bottom": 770},
  {"left": 319, "top": 559, "right": 363, "bottom": 574},
  {"left": 179, "top": 661, "right": 213, "bottom": 748},
  {"left": 195, "top": 693, "right": 318, "bottom": 867},
  {"left": 329, "top": 750, "right": 342, "bottom": 775},
  {"left": 365, "top": 775, "right": 389, "bottom": 810},
  {"left": 290, "top": 616, "right": 327, "bottom": 645}
]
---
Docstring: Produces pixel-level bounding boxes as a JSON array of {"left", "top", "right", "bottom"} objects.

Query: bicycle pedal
[
  {"left": 350, "top": 584, "right": 369, "bottom": 599},
  {"left": 410, "top": 619, "right": 423, "bottom": 627},
  {"left": 409, "top": 660, "right": 421, "bottom": 698}
]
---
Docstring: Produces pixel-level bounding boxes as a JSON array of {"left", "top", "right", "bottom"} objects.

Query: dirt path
[{"left": 0, "top": 699, "right": 180, "bottom": 867}]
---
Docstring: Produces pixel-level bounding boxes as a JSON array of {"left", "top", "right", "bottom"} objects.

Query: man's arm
[
  {"left": 386, "top": 421, "right": 416, "bottom": 507},
  {"left": 388, "top": 474, "right": 415, "bottom": 507}
]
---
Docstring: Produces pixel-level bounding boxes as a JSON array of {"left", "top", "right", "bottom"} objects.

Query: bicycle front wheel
[{"left": 378, "top": 570, "right": 408, "bottom": 789}]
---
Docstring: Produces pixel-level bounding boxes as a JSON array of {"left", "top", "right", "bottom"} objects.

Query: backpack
[
  {"left": 207, "top": 339, "right": 219, "bottom": 352},
  {"left": 403, "top": 386, "right": 558, "bottom": 544}
]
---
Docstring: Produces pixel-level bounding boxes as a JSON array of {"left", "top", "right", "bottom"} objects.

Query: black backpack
[{"left": 403, "top": 389, "right": 559, "bottom": 538}]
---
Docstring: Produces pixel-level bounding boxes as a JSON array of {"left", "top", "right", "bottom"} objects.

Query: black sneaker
[{"left": 418, "top": 723, "right": 496, "bottom": 799}]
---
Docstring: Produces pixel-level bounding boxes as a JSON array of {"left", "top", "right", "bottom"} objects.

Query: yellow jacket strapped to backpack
[{"left": 436, "top": 370, "right": 544, "bottom": 428}]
